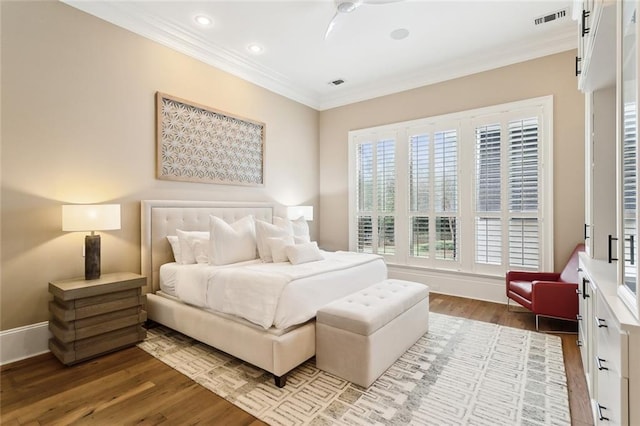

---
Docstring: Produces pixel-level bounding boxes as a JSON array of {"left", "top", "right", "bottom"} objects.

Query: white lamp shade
[
  {"left": 287, "top": 205, "right": 313, "bottom": 221},
  {"left": 62, "top": 204, "right": 121, "bottom": 232}
]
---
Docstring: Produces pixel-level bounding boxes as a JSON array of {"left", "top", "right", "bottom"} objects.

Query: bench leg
[{"left": 274, "top": 374, "right": 287, "bottom": 388}]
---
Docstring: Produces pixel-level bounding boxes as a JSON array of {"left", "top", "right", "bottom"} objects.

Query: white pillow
[
  {"left": 274, "top": 216, "right": 310, "bottom": 240},
  {"left": 176, "top": 230, "right": 210, "bottom": 265},
  {"left": 166, "top": 235, "right": 181, "bottom": 263},
  {"left": 191, "top": 238, "right": 210, "bottom": 264},
  {"left": 286, "top": 241, "right": 324, "bottom": 265},
  {"left": 208, "top": 215, "right": 257, "bottom": 266},
  {"left": 267, "top": 236, "right": 295, "bottom": 263},
  {"left": 294, "top": 235, "right": 311, "bottom": 244},
  {"left": 255, "top": 219, "right": 293, "bottom": 262}
]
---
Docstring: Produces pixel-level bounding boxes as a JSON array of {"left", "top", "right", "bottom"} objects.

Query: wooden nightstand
[{"left": 48, "top": 272, "right": 147, "bottom": 365}]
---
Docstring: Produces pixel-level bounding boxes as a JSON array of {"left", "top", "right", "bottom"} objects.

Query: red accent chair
[{"left": 506, "top": 243, "right": 585, "bottom": 331}]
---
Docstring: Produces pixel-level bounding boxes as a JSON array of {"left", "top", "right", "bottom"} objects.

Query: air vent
[
  {"left": 329, "top": 79, "right": 345, "bottom": 86},
  {"left": 534, "top": 8, "right": 568, "bottom": 25}
]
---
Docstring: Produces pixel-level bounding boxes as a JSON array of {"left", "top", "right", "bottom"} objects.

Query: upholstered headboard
[{"left": 141, "top": 200, "right": 274, "bottom": 292}]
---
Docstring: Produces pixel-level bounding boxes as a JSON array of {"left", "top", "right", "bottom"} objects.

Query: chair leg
[{"left": 535, "top": 314, "right": 578, "bottom": 334}]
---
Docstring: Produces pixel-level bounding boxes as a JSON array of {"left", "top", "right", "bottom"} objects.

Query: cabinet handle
[
  {"left": 595, "top": 356, "right": 609, "bottom": 371},
  {"left": 577, "top": 314, "right": 583, "bottom": 321},
  {"left": 584, "top": 223, "right": 590, "bottom": 239},
  {"left": 629, "top": 235, "right": 635, "bottom": 266},
  {"left": 582, "top": 10, "right": 591, "bottom": 37},
  {"left": 608, "top": 235, "right": 618, "bottom": 263},
  {"left": 575, "top": 56, "right": 582, "bottom": 76},
  {"left": 596, "top": 403, "right": 610, "bottom": 421},
  {"left": 576, "top": 339, "right": 583, "bottom": 347},
  {"left": 582, "top": 278, "right": 590, "bottom": 299},
  {"left": 595, "top": 317, "right": 608, "bottom": 328}
]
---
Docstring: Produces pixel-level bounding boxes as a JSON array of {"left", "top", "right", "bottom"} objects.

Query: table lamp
[{"left": 62, "top": 204, "right": 121, "bottom": 280}]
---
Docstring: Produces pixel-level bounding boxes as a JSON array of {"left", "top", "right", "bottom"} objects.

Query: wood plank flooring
[{"left": 1, "top": 294, "right": 593, "bottom": 425}]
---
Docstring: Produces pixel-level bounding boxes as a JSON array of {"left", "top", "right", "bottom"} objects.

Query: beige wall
[
  {"left": 318, "top": 50, "right": 585, "bottom": 271},
  {"left": 0, "top": 1, "right": 319, "bottom": 330}
]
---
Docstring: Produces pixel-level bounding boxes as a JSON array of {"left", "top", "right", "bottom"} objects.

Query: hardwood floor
[{"left": 1, "top": 293, "right": 593, "bottom": 425}]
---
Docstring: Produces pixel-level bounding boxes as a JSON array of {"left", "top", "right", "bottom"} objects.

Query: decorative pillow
[
  {"left": 255, "top": 219, "right": 293, "bottom": 262},
  {"left": 208, "top": 215, "right": 257, "bottom": 266},
  {"left": 294, "top": 235, "right": 311, "bottom": 244},
  {"left": 267, "top": 236, "right": 295, "bottom": 263},
  {"left": 274, "top": 216, "right": 310, "bottom": 240},
  {"left": 286, "top": 241, "right": 324, "bottom": 265},
  {"left": 176, "top": 230, "right": 210, "bottom": 265},
  {"left": 166, "top": 235, "right": 181, "bottom": 263},
  {"left": 191, "top": 238, "right": 210, "bottom": 264}
]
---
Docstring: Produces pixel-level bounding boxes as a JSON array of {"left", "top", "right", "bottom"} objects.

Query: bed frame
[{"left": 141, "top": 200, "right": 315, "bottom": 387}]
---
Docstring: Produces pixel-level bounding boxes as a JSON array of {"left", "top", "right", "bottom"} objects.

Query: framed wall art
[{"left": 156, "top": 92, "right": 265, "bottom": 186}]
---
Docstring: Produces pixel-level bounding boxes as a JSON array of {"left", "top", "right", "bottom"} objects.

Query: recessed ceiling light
[
  {"left": 194, "top": 15, "right": 212, "bottom": 26},
  {"left": 390, "top": 28, "right": 410, "bottom": 40},
  {"left": 247, "top": 43, "right": 264, "bottom": 54}
]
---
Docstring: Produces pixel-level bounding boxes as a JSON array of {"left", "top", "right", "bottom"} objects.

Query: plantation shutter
[
  {"left": 508, "top": 118, "right": 539, "bottom": 268},
  {"left": 623, "top": 102, "right": 637, "bottom": 290},
  {"left": 475, "top": 124, "right": 502, "bottom": 265},
  {"left": 377, "top": 140, "right": 396, "bottom": 255},
  {"left": 354, "top": 138, "right": 396, "bottom": 255},
  {"left": 434, "top": 130, "right": 458, "bottom": 261},
  {"left": 409, "top": 133, "right": 430, "bottom": 258},
  {"left": 356, "top": 142, "right": 374, "bottom": 253}
]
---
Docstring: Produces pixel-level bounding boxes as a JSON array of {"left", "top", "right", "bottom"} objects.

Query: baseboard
[
  {"left": 0, "top": 321, "right": 51, "bottom": 366},
  {"left": 387, "top": 265, "right": 507, "bottom": 305}
]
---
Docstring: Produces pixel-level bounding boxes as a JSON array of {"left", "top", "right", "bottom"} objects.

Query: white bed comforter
[{"left": 173, "top": 251, "right": 384, "bottom": 329}]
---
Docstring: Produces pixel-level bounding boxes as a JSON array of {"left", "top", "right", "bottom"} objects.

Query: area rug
[{"left": 138, "top": 313, "right": 570, "bottom": 425}]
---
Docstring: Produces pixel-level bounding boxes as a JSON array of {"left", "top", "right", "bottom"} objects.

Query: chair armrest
[
  {"left": 506, "top": 271, "right": 561, "bottom": 282},
  {"left": 531, "top": 281, "right": 579, "bottom": 320}
]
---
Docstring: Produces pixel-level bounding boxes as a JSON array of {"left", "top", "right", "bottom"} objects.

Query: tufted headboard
[{"left": 141, "top": 200, "right": 273, "bottom": 293}]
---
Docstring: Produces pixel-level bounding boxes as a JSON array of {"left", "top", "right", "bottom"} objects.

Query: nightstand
[{"left": 48, "top": 272, "right": 147, "bottom": 365}]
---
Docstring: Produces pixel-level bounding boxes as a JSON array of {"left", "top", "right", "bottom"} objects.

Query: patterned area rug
[{"left": 138, "top": 313, "right": 570, "bottom": 425}]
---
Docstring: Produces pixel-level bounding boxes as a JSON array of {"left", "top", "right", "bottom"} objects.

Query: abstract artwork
[{"left": 156, "top": 92, "right": 265, "bottom": 186}]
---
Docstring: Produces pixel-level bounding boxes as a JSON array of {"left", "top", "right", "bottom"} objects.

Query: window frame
[{"left": 348, "top": 96, "right": 554, "bottom": 276}]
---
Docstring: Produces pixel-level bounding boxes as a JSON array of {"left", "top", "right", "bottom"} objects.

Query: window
[
  {"left": 354, "top": 136, "right": 397, "bottom": 257},
  {"left": 408, "top": 129, "right": 459, "bottom": 263},
  {"left": 349, "top": 97, "right": 553, "bottom": 275}
]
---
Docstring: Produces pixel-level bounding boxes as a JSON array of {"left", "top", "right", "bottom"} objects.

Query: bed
[{"left": 141, "top": 200, "right": 387, "bottom": 386}]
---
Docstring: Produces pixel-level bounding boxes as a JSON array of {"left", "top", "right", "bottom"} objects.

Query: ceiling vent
[
  {"left": 329, "top": 79, "right": 345, "bottom": 86},
  {"left": 534, "top": 8, "right": 568, "bottom": 26}
]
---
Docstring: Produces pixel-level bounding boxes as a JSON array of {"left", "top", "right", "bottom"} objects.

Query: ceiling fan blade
[{"left": 324, "top": 10, "right": 340, "bottom": 40}]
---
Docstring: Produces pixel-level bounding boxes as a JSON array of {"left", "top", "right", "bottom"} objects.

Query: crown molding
[
  {"left": 318, "top": 28, "right": 577, "bottom": 110},
  {"left": 63, "top": 1, "right": 323, "bottom": 109}
]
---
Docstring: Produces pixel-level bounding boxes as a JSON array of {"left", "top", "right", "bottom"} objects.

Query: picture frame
[{"left": 156, "top": 92, "right": 265, "bottom": 186}]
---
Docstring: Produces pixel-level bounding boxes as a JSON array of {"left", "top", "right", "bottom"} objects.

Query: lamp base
[{"left": 85, "top": 234, "right": 101, "bottom": 280}]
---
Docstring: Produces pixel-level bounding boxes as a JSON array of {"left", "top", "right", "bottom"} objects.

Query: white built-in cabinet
[{"left": 577, "top": 0, "right": 640, "bottom": 424}]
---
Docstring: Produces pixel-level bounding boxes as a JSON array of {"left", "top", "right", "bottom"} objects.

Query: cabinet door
[{"left": 619, "top": 0, "right": 639, "bottom": 316}]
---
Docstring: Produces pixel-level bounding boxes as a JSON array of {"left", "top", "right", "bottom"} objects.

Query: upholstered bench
[{"left": 315, "top": 279, "right": 429, "bottom": 388}]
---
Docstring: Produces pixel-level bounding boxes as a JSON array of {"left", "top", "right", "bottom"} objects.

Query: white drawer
[
  {"left": 594, "top": 373, "right": 629, "bottom": 425},
  {"left": 595, "top": 295, "right": 629, "bottom": 378}
]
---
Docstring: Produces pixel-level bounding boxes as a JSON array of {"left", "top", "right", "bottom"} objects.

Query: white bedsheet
[{"left": 159, "top": 251, "right": 386, "bottom": 329}]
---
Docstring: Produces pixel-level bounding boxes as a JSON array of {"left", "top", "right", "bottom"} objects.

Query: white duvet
[{"left": 163, "top": 251, "right": 386, "bottom": 329}]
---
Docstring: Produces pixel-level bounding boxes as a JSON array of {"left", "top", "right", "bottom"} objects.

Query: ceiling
[{"left": 63, "top": 0, "right": 577, "bottom": 111}]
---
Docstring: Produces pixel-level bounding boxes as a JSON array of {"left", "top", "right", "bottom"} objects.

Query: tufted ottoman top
[{"left": 316, "top": 279, "right": 429, "bottom": 336}]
